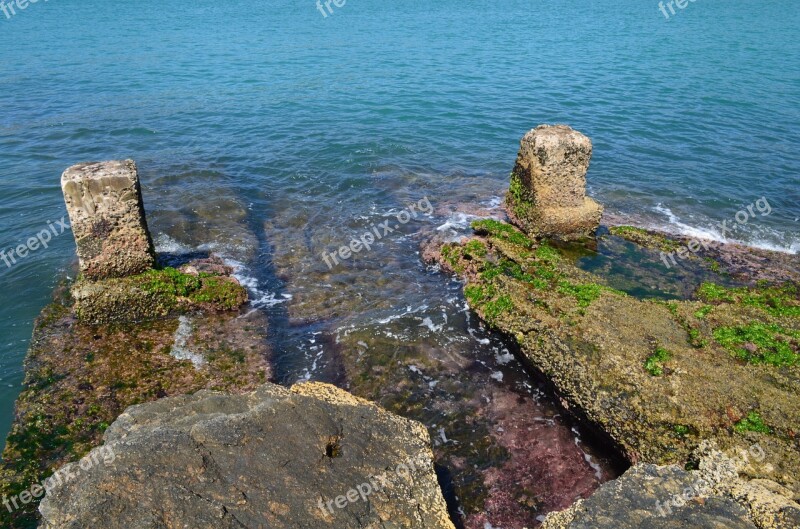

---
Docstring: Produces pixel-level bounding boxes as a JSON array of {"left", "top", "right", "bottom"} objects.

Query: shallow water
[{"left": 1, "top": 0, "right": 799, "bottom": 524}]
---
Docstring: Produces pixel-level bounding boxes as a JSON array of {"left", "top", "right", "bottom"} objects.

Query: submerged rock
[
  {"left": 62, "top": 160, "right": 156, "bottom": 280},
  {"left": 331, "top": 317, "right": 618, "bottom": 529},
  {"left": 506, "top": 125, "right": 603, "bottom": 240},
  {"left": 39, "top": 382, "right": 455, "bottom": 529}
]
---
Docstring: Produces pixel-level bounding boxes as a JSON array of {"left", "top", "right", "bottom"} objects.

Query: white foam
[
  {"left": 154, "top": 233, "right": 194, "bottom": 254},
  {"left": 222, "top": 257, "right": 291, "bottom": 309},
  {"left": 494, "top": 348, "right": 515, "bottom": 365},
  {"left": 439, "top": 427, "right": 449, "bottom": 444},
  {"left": 483, "top": 196, "right": 503, "bottom": 209},
  {"left": 572, "top": 427, "right": 604, "bottom": 480},
  {"left": 419, "top": 316, "right": 444, "bottom": 333},
  {"left": 653, "top": 204, "right": 725, "bottom": 242},
  {"left": 652, "top": 204, "right": 798, "bottom": 254},
  {"left": 375, "top": 304, "right": 428, "bottom": 325},
  {"left": 154, "top": 235, "right": 291, "bottom": 304},
  {"left": 435, "top": 212, "right": 479, "bottom": 233}
]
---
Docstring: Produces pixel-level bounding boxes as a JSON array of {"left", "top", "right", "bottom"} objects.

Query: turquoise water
[{"left": 1, "top": 0, "right": 799, "bottom": 448}]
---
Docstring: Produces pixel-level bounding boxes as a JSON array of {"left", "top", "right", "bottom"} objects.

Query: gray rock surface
[
  {"left": 541, "top": 441, "right": 800, "bottom": 529},
  {"left": 39, "top": 382, "right": 455, "bottom": 529},
  {"left": 62, "top": 160, "right": 155, "bottom": 279},
  {"left": 506, "top": 125, "right": 603, "bottom": 239}
]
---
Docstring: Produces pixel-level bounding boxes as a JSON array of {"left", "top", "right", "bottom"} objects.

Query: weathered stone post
[
  {"left": 61, "top": 160, "right": 156, "bottom": 280},
  {"left": 505, "top": 125, "right": 603, "bottom": 240}
]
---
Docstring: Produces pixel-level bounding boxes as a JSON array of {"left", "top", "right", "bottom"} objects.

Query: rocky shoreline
[
  {"left": 423, "top": 126, "right": 800, "bottom": 528},
  {"left": 2, "top": 129, "right": 798, "bottom": 528}
]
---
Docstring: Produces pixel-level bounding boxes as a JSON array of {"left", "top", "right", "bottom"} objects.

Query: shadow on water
[{"left": 143, "top": 165, "right": 625, "bottom": 528}]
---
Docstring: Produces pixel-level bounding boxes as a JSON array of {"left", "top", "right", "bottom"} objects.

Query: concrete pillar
[{"left": 61, "top": 160, "right": 155, "bottom": 280}]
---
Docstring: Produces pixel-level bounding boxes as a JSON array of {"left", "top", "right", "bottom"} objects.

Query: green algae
[
  {"left": 673, "top": 424, "right": 690, "bottom": 437},
  {"left": 694, "top": 305, "right": 714, "bottom": 319},
  {"left": 484, "top": 295, "right": 514, "bottom": 323},
  {"left": 433, "top": 215, "right": 800, "bottom": 497},
  {"left": 534, "top": 242, "right": 561, "bottom": 264},
  {"left": 464, "top": 284, "right": 513, "bottom": 324},
  {"left": 697, "top": 282, "right": 734, "bottom": 302},
  {"left": 463, "top": 239, "right": 488, "bottom": 258},
  {"left": 440, "top": 243, "right": 466, "bottom": 274},
  {"left": 697, "top": 282, "right": 800, "bottom": 318},
  {"left": 480, "top": 259, "right": 535, "bottom": 284},
  {"left": 141, "top": 267, "right": 245, "bottom": 310},
  {"left": 0, "top": 289, "right": 269, "bottom": 529},
  {"left": 644, "top": 347, "right": 671, "bottom": 376},
  {"left": 471, "top": 218, "right": 534, "bottom": 249},
  {"left": 471, "top": 221, "right": 618, "bottom": 309},
  {"left": 660, "top": 301, "right": 708, "bottom": 348},
  {"left": 73, "top": 266, "right": 248, "bottom": 324},
  {"left": 507, "top": 171, "right": 534, "bottom": 221},
  {"left": 557, "top": 281, "right": 606, "bottom": 308},
  {"left": 188, "top": 276, "right": 247, "bottom": 310},
  {"left": 733, "top": 411, "right": 772, "bottom": 435},
  {"left": 703, "top": 257, "right": 723, "bottom": 274},
  {"left": 140, "top": 267, "right": 202, "bottom": 296},
  {"left": 713, "top": 323, "right": 799, "bottom": 366}
]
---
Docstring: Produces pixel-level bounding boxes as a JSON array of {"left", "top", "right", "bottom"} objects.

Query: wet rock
[
  {"left": 506, "top": 125, "right": 603, "bottom": 240},
  {"left": 62, "top": 160, "right": 156, "bottom": 279},
  {"left": 427, "top": 217, "right": 800, "bottom": 499},
  {"left": 38, "top": 382, "right": 455, "bottom": 529},
  {"left": 540, "top": 465, "right": 757, "bottom": 529},
  {"left": 542, "top": 441, "right": 800, "bottom": 529}
]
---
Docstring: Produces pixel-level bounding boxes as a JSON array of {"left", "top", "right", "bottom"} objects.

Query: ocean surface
[{"left": 1, "top": 0, "right": 799, "bottom": 523}]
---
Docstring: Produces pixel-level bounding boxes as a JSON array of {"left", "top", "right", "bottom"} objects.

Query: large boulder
[
  {"left": 62, "top": 160, "right": 156, "bottom": 280},
  {"left": 39, "top": 382, "right": 456, "bottom": 529},
  {"left": 506, "top": 125, "right": 603, "bottom": 240}
]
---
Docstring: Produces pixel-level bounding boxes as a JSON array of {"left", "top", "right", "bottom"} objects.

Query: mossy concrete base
[{"left": 71, "top": 260, "right": 247, "bottom": 325}]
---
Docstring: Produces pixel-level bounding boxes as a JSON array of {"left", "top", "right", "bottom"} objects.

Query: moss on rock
[
  {"left": 72, "top": 266, "right": 248, "bottom": 324},
  {"left": 429, "top": 218, "right": 800, "bottom": 498}
]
